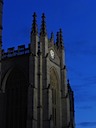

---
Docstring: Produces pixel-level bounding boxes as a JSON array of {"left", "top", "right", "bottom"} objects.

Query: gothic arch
[
  {"left": 1, "top": 66, "right": 28, "bottom": 92},
  {"left": 50, "top": 67, "right": 60, "bottom": 128},
  {"left": 50, "top": 67, "right": 59, "bottom": 90},
  {"left": 4, "top": 67, "right": 28, "bottom": 128},
  {"left": 1, "top": 67, "right": 13, "bottom": 93}
]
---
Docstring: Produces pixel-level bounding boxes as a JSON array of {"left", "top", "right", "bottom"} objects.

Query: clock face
[{"left": 50, "top": 50, "right": 55, "bottom": 59}]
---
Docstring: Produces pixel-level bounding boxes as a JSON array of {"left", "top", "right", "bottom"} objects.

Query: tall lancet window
[
  {"left": 5, "top": 67, "right": 28, "bottom": 128},
  {"left": 50, "top": 68, "right": 59, "bottom": 128}
]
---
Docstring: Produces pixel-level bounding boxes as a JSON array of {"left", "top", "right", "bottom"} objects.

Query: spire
[
  {"left": 40, "top": 13, "right": 47, "bottom": 36},
  {"left": 59, "top": 28, "right": 64, "bottom": 47},
  {"left": 31, "top": 12, "right": 38, "bottom": 34},
  {"left": 56, "top": 29, "right": 64, "bottom": 48},
  {"left": 56, "top": 32, "right": 60, "bottom": 47}
]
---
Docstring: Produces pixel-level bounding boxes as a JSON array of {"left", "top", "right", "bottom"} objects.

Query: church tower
[{"left": 0, "top": 10, "right": 75, "bottom": 128}]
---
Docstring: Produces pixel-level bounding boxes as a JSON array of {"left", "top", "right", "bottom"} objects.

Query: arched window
[
  {"left": 5, "top": 67, "right": 28, "bottom": 128},
  {"left": 50, "top": 68, "right": 59, "bottom": 128}
]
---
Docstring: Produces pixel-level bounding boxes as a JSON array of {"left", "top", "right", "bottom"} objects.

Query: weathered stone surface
[{"left": 0, "top": 10, "right": 75, "bottom": 128}]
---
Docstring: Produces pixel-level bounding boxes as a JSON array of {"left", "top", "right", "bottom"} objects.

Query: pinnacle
[
  {"left": 31, "top": 12, "right": 38, "bottom": 34},
  {"left": 59, "top": 28, "right": 63, "bottom": 45},
  {"left": 42, "top": 13, "right": 45, "bottom": 20},
  {"left": 40, "top": 13, "right": 47, "bottom": 36},
  {"left": 56, "top": 32, "right": 60, "bottom": 47},
  {"left": 33, "top": 12, "right": 37, "bottom": 18},
  {"left": 56, "top": 29, "right": 64, "bottom": 48}
]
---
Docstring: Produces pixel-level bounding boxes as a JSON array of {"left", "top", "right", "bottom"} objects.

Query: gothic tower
[{"left": 0, "top": 10, "right": 75, "bottom": 128}]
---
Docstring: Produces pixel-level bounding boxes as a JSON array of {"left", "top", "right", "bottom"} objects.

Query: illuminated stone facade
[{"left": 0, "top": 1, "right": 75, "bottom": 128}]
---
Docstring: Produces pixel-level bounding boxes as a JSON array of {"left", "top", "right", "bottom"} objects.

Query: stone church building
[{"left": 0, "top": 0, "right": 75, "bottom": 128}]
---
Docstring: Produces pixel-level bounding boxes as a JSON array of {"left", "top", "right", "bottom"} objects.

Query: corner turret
[
  {"left": 30, "top": 12, "right": 39, "bottom": 55},
  {"left": 56, "top": 29, "right": 64, "bottom": 49},
  {"left": 40, "top": 13, "right": 47, "bottom": 36},
  {"left": 59, "top": 28, "right": 64, "bottom": 48},
  {"left": 40, "top": 13, "right": 48, "bottom": 56},
  {"left": 31, "top": 12, "right": 38, "bottom": 35}
]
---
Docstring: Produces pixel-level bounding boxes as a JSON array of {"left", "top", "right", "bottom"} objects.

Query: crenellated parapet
[
  {"left": 2, "top": 44, "right": 30, "bottom": 59},
  {"left": 2, "top": 13, "right": 64, "bottom": 60}
]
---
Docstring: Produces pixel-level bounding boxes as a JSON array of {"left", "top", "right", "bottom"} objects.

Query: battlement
[{"left": 2, "top": 44, "right": 30, "bottom": 59}]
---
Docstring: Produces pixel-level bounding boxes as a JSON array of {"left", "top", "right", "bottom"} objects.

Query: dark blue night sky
[{"left": 2, "top": 0, "right": 96, "bottom": 127}]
